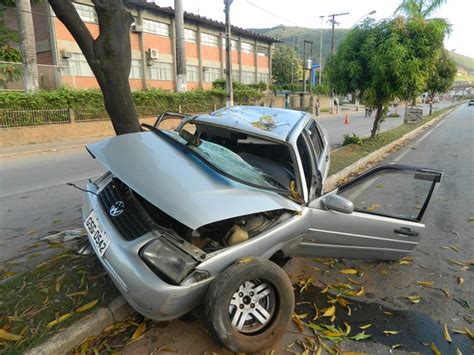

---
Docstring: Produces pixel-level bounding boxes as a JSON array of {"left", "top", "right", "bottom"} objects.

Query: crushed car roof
[{"left": 193, "top": 106, "right": 310, "bottom": 142}]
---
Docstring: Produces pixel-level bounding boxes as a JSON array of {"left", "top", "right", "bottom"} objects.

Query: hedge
[{"left": 0, "top": 87, "right": 264, "bottom": 111}]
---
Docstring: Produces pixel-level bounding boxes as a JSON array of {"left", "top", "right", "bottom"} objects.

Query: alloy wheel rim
[{"left": 228, "top": 279, "right": 276, "bottom": 334}]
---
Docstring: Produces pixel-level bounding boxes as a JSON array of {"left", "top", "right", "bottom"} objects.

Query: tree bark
[
  {"left": 16, "top": 0, "right": 39, "bottom": 92},
  {"left": 48, "top": 0, "right": 140, "bottom": 135},
  {"left": 370, "top": 103, "right": 384, "bottom": 138}
]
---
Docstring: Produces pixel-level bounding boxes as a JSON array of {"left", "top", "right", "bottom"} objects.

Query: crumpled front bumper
[{"left": 82, "top": 182, "right": 212, "bottom": 321}]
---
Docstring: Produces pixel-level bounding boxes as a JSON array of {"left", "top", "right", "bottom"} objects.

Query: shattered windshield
[{"left": 163, "top": 130, "right": 291, "bottom": 194}]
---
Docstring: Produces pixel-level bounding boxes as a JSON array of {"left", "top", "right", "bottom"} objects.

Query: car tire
[{"left": 204, "top": 257, "right": 294, "bottom": 353}]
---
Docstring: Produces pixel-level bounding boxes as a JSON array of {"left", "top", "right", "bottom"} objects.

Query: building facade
[{"left": 4, "top": 0, "right": 276, "bottom": 91}]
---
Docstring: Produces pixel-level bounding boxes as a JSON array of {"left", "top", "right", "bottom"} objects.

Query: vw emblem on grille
[{"left": 109, "top": 201, "right": 125, "bottom": 217}]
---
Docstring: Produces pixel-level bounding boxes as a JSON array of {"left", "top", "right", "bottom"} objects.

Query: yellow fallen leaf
[
  {"left": 367, "top": 204, "right": 381, "bottom": 211},
  {"left": 340, "top": 268, "right": 358, "bottom": 275},
  {"left": 383, "top": 330, "right": 400, "bottom": 335},
  {"left": 131, "top": 321, "right": 146, "bottom": 341},
  {"left": 451, "top": 328, "right": 466, "bottom": 334},
  {"left": 346, "top": 277, "right": 363, "bottom": 285},
  {"left": 448, "top": 259, "right": 466, "bottom": 266},
  {"left": 322, "top": 305, "right": 336, "bottom": 317},
  {"left": 399, "top": 257, "right": 413, "bottom": 265},
  {"left": 458, "top": 277, "right": 464, "bottom": 285},
  {"left": 0, "top": 328, "right": 23, "bottom": 341},
  {"left": 359, "top": 324, "right": 372, "bottom": 330},
  {"left": 467, "top": 259, "right": 474, "bottom": 265},
  {"left": 431, "top": 343, "right": 441, "bottom": 355},
  {"left": 47, "top": 313, "right": 73, "bottom": 328},
  {"left": 75, "top": 299, "right": 99, "bottom": 313},
  {"left": 438, "top": 288, "right": 450, "bottom": 297},
  {"left": 67, "top": 291, "right": 88, "bottom": 297},
  {"left": 465, "top": 327, "right": 474, "bottom": 339},
  {"left": 407, "top": 294, "right": 421, "bottom": 304},
  {"left": 344, "top": 322, "right": 351, "bottom": 336},
  {"left": 391, "top": 344, "right": 403, "bottom": 349},
  {"left": 347, "top": 305, "right": 352, "bottom": 316},
  {"left": 443, "top": 323, "right": 452, "bottom": 343},
  {"left": 330, "top": 313, "right": 336, "bottom": 323},
  {"left": 460, "top": 266, "right": 468, "bottom": 271},
  {"left": 456, "top": 347, "right": 462, "bottom": 355},
  {"left": 383, "top": 311, "right": 393, "bottom": 316},
  {"left": 336, "top": 296, "right": 351, "bottom": 308},
  {"left": 291, "top": 313, "right": 304, "bottom": 332},
  {"left": 416, "top": 281, "right": 435, "bottom": 287}
]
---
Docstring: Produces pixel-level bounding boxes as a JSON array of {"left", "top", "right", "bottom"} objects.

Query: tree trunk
[
  {"left": 370, "top": 103, "right": 384, "bottom": 138},
  {"left": 48, "top": 0, "right": 140, "bottom": 135},
  {"left": 16, "top": 0, "right": 39, "bottom": 92},
  {"left": 428, "top": 91, "right": 434, "bottom": 115}
]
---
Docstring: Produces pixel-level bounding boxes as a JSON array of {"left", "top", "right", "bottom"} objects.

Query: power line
[{"left": 244, "top": 0, "right": 299, "bottom": 27}]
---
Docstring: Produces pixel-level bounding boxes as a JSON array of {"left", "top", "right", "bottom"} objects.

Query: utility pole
[
  {"left": 302, "top": 40, "right": 313, "bottom": 93},
  {"left": 174, "top": 0, "right": 187, "bottom": 92},
  {"left": 224, "top": 0, "right": 233, "bottom": 107},
  {"left": 327, "top": 12, "right": 349, "bottom": 113},
  {"left": 327, "top": 12, "right": 349, "bottom": 56},
  {"left": 308, "top": 41, "right": 313, "bottom": 93},
  {"left": 318, "top": 16, "right": 324, "bottom": 85}
]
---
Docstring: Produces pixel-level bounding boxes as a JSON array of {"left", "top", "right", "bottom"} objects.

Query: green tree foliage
[
  {"left": 325, "top": 17, "right": 445, "bottom": 137},
  {"left": 395, "top": 0, "right": 447, "bottom": 18},
  {"left": 271, "top": 45, "right": 302, "bottom": 85},
  {"left": 426, "top": 50, "right": 456, "bottom": 114},
  {"left": 0, "top": 1, "right": 22, "bottom": 87}
]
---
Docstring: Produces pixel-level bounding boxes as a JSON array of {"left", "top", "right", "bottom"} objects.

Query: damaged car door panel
[{"left": 82, "top": 106, "right": 442, "bottom": 352}]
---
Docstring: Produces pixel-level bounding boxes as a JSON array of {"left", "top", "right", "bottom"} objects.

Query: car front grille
[{"left": 98, "top": 178, "right": 153, "bottom": 241}]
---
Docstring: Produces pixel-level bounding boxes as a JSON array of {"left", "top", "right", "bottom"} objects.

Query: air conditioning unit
[
  {"left": 131, "top": 24, "right": 143, "bottom": 33},
  {"left": 147, "top": 48, "right": 159, "bottom": 60},
  {"left": 60, "top": 50, "right": 72, "bottom": 59}
]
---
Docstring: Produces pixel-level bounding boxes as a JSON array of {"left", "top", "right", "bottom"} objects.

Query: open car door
[{"left": 296, "top": 165, "right": 442, "bottom": 260}]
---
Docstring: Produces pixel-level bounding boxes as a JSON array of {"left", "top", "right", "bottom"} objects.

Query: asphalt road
[
  {"left": 119, "top": 104, "right": 473, "bottom": 354},
  {"left": 0, "top": 102, "right": 452, "bottom": 265}
]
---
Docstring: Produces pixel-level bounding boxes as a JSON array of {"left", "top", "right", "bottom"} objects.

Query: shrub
[
  {"left": 388, "top": 112, "right": 400, "bottom": 117},
  {"left": 342, "top": 133, "right": 363, "bottom": 146}
]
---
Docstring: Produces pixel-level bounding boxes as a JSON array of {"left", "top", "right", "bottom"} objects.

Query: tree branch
[{"left": 47, "top": 0, "right": 95, "bottom": 61}]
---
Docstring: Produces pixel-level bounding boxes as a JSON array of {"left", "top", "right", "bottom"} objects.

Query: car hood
[{"left": 87, "top": 132, "right": 301, "bottom": 230}]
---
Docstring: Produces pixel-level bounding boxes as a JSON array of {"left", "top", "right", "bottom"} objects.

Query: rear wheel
[{"left": 204, "top": 258, "right": 294, "bottom": 353}]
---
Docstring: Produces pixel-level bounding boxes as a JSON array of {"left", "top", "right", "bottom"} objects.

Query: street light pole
[
  {"left": 351, "top": 10, "right": 376, "bottom": 28},
  {"left": 224, "top": 0, "right": 233, "bottom": 107},
  {"left": 318, "top": 16, "right": 323, "bottom": 86}
]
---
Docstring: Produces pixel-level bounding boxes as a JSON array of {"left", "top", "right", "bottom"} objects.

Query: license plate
[{"left": 84, "top": 210, "right": 110, "bottom": 256}]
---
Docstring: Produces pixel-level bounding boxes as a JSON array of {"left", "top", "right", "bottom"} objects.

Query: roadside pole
[
  {"left": 174, "top": 0, "right": 187, "bottom": 92},
  {"left": 224, "top": 0, "right": 234, "bottom": 107}
]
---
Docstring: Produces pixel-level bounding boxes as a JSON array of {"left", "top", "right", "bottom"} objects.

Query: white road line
[{"left": 391, "top": 107, "right": 459, "bottom": 163}]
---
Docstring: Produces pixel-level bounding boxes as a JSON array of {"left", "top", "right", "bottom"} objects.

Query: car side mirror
[{"left": 321, "top": 194, "right": 354, "bottom": 214}]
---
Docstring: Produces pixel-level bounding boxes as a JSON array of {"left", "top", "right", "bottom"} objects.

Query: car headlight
[{"left": 139, "top": 238, "right": 198, "bottom": 284}]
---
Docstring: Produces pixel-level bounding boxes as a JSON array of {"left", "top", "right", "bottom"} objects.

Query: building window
[
  {"left": 258, "top": 72, "right": 269, "bottom": 83},
  {"left": 203, "top": 67, "right": 220, "bottom": 82},
  {"left": 149, "top": 62, "right": 173, "bottom": 81},
  {"left": 257, "top": 46, "right": 269, "bottom": 57},
  {"left": 184, "top": 29, "right": 197, "bottom": 43},
  {"left": 232, "top": 70, "right": 240, "bottom": 81},
  {"left": 143, "top": 19, "right": 170, "bottom": 36},
  {"left": 73, "top": 3, "right": 97, "bottom": 24},
  {"left": 241, "top": 70, "right": 255, "bottom": 84},
  {"left": 241, "top": 42, "right": 255, "bottom": 54},
  {"left": 186, "top": 65, "right": 199, "bottom": 82},
  {"left": 232, "top": 39, "right": 238, "bottom": 51},
  {"left": 201, "top": 33, "right": 219, "bottom": 47},
  {"left": 129, "top": 59, "right": 143, "bottom": 79},
  {"left": 62, "top": 53, "right": 94, "bottom": 77}
]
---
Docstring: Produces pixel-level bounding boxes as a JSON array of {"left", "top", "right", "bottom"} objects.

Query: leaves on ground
[
  {"left": 0, "top": 328, "right": 23, "bottom": 341},
  {"left": 443, "top": 323, "right": 452, "bottom": 343},
  {"left": 339, "top": 268, "right": 358, "bottom": 275},
  {"left": 431, "top": 343, "right": 441, "bottom": 355},
  {"left": 416, "top": 280, "right": 435, "bottom": 287},
  {"left": 47, "top": 312, "right": 73, "bottom": 328},
  {"left": 350, "top": 331, "right": 371, "bottom": 341},
  {"left": 130, "top": 320, "right": 146, "bottom": 342},
  {"left": 383, "top": 330, "right": 400, "bottom": 336},
  {"left": 407, "top": 294, "right": 421, "bottom": 304},
  {"left": 399, "top": 257, "right": 413, "bottom": 265},
  {"left": 75, "top": 299, "right": 99, "bottom": 313},
  {"left": 322, "top": 305, "right": 336, "bottom": 317},
  {"left": 457, "top": 277, "right": 464, "bottom": 285}
]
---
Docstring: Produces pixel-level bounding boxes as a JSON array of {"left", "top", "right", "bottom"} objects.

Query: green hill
[
  {"left": 252, "top": 26, "right": 474, "bottom": 79},
  {"left": 250, "top": 25, "right": 350, "bottom": 65}
]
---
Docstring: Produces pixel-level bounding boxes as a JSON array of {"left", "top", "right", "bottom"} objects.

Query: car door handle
[{"left": 394, "top": 227, "right": 419, "bottom": 237}]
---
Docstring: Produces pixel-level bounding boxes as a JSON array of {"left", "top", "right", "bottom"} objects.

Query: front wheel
[{"left": 204, "top": 258, "right": 294, "bottom": 353}]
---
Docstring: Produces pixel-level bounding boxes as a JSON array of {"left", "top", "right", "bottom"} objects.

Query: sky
[{"left": 150, "top": 0, "right": 473, "bottom": 58}]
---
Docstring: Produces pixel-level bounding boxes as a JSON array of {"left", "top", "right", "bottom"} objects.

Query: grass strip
[
  {"left": 0, "top": 250, "right": 119, "bottom": 354},
  {"left": 328, "top": 104, "right": 459, "bottom": 176}
]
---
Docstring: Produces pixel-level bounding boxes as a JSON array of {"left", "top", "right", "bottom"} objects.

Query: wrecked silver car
[{"left": 82, "top": 106, "right": 442, "bottom": 352}]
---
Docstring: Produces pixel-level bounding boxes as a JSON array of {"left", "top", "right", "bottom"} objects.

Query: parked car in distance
[
  {"left": 82, "top": 106, "right": 442, "bottom": 352},
  {"left": 468, "top": 99, "right": 474, "bottom": 106}
]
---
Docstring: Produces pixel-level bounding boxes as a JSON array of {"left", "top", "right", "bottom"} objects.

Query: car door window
[
  {"left": 337, "top": 166, "right": 441, "bottom": 222},
  {"left": 307, "top": 121, "right": 324, "bottom": 161}
]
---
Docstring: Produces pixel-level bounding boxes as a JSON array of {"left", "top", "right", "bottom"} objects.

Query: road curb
[
  {"left": 324, "top": 105, "right": 459, "bottom": 191},
  {"left": 26, "top": 297, "right": 134, "bottom": 355},
  {"left": 0, "top": 143, "right": 93, "bottom": 159},
  {"left": 24, "top": 104, "right": 459, "bottom": 354}
]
